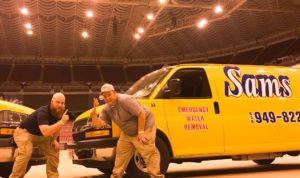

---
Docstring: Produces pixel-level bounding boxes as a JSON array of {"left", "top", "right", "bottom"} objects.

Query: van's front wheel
[
  {"left": 0, "top": 163, "right": 31, "bottom": 178},
  {"left": 253, "top": 159, "right": 275, "bottom": 165},
  {"left": 98, "top": 168, "right": 113, "bottom": 175},
  {"left": 126, "top": 137, "right": 170, "bottom": 177}
]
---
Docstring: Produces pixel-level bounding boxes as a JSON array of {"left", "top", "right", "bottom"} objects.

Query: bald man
[{"left": 10, "top": 93, "right": 69, "bottom": 178}]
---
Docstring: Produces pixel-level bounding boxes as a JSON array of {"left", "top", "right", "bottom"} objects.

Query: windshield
[{"left": 126, "top": 67, "right": 172, "bottom": 99}]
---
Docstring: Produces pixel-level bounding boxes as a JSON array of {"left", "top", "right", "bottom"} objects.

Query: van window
[
  {"left": 126, "top": 67, "right": 172, "bottom": 99},
  {"left": 163, "top": 68, "right": 212, "bottom": 99}
]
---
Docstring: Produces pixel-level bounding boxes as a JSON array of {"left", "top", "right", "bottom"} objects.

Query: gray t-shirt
[{"left": 99, "top": 94, "right": 155, "bottom": 136}]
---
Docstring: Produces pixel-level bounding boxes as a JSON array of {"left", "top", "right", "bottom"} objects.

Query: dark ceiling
[{"left": 0, "top": 0, "right": 300, "bottom": 65}]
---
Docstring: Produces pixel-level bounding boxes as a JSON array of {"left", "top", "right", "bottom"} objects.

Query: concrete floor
[{"left": 24, "top": 151, "right": 300, "bottom": 178}]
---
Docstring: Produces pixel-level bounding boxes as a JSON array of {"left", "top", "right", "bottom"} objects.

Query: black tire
[
  {"left": 253, "top": 159, "right": 275, "bottom": 165},
  {"left": 287, "top": 152, "right": 300, "bottom": 156},
  {"left": 0, "top": 162, "right": 31, "bottom": 178},
  {"left": 0, "top": 163, "right": 12, "bottom": 178},
  {"left": 98, "top": 168, "right": 113, "bottom": 175},
  {"left": 126, "top": 137, "right": 170, "bottom": 178}
]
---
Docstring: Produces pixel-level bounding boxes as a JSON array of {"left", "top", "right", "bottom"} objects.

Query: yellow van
[
  {"left": 0, "top": 100, "right": 45, "bottom": 177},
  {"left": 68, "top": 64, "right": 300, "bottom": 177}
]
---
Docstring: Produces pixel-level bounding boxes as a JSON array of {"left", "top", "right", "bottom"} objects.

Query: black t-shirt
[{"left": 20, "top": 105, "right": 59, "bottom": 136}]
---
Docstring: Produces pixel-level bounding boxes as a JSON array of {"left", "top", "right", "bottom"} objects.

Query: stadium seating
[
  {"left": 10, "top": 64, "right": 41, "bottom": 81},
  {"left": 152, "top": 64, "right": 164, "bottom": 71},
  {"left": 126, "top": 66, "right": 150, "bottom": 82},
  {"left": 100, "top": 65, "right": 126, "bottom": 83},
  {"left": 280, "top": 38, "right": 300, "bottom": 57},
  {"left": 62, "top": 85, "right": 89, "bottom": 92},
  {"left": 254, "top": 39, "right": 294, "bottom": 65},
  {"left": 43, "top": 65, "right": 71, "bottom": 83},
  {"left": 24, "top": 85, "right": 52, "bottom": 92},
  {"left": 0, "top": 38, "right": 299, "bottom": 95},
  {"left": 0, "top": 84, "right": 20, "bottom": 92},
  {"left": 207, "top": 55, "right": 233, "bottom": 64},
  {"left": 91, "top": 85, "right": 101, "bottom": 93},
  {"left": 232, "top": 48, "right": 263, "bottom": 64},
  {"left": 0, "top": 64, "right": 12, "bottom": 82},
  {"left": 73, "top": 65, "right": 101, "bottom": 82}
]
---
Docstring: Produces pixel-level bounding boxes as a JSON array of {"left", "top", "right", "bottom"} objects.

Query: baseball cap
[{"left": 100, "top": 83, "right": 115, "bottom": 95}]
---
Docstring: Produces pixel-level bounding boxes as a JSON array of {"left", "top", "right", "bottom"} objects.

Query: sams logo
[{"left": 223, "top": 66, "right": 292, "bottom": 98}]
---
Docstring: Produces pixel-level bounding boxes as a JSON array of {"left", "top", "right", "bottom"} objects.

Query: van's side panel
[{"left": 211, "top": 65, "right": 300, "bottom": 155}]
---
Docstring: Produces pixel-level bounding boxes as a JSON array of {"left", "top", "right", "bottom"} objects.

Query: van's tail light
[{"left": 0, "top": 110, "right": 27, "bottom": 127}]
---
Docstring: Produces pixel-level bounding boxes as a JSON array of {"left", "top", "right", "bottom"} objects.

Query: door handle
[{"left": 214, "top": 101, "right": 220, "bottom": 114}]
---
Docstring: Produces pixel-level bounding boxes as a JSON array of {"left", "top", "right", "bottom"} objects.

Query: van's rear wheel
[
  {"left": 126, "top": 137, "right": 170, "bottom": 177},
  {"left": 253, "top": 159, "right": 275, "bottom": 165}
]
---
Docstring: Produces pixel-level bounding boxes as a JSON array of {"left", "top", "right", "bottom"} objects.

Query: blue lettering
[
  {"left": 224, "top": 66, "right": 243, "bottom": 97},
  {"left": 224, "top": 66, "right": 292, "bottom": 98}
]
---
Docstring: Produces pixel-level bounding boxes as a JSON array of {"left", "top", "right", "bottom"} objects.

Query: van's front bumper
[
  {"left": 67, "top": 137, "right": 118, "bottom": 169},
  {"left": 0, "top": 138, "right": 45, "bottom": 165}
]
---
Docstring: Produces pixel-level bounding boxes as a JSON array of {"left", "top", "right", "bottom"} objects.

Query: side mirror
[{"left": 163, "top": 78, "right": 182, "bottom": 99}]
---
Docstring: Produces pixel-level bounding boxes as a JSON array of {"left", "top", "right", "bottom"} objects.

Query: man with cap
[
  {"left": 90, "top": 84, "right": 164, "bottom": 178},
  {"left": 10, "top": 93, "right": 69, "bottom": 178}
]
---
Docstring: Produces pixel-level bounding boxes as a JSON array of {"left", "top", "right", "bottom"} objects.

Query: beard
[{"left": 50, "top": 104, "right": 64, "bottom": 118}]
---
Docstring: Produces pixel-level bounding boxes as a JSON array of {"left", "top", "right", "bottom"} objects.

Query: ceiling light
[
  {"left": 86, "top": 11, "right": 93, "bottom": 18},
  {"left": 147, "top": 14, "right": 154, "bottom": 20},
  {"left": 138, "top": 27, "right": 144, "bottom": 33},
  {"left": 25, "top": 23, "right": 31, "bottom": 29},
  {"left": 197, "top": 19, "right": 207, "bottom": 28},
  {"left": 20, "top": 8, "right": 28, "bottom": 15},
  {"left": 27, "top": 30, "right": 33, "bottom": 35},
  {"left": 159, "top": 0, "right": 166, "bottom": 4},
  {"left": 215, "top": 5, "right": 223, "bottom": 13},
  {"left": 82, "top": 31, "right": 88, "bottom": 38},
  {"left": 134, "top": 34, "right": 140, "bottom": 39}
]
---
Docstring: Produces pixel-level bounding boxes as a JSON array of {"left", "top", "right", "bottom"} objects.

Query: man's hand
[
  {"left": 90, "top": 107, "right": 97, "bottom": 118},
  {"left": 51, "top": 140, "right": 60, "bottom": 152},
  {"left": 93, "top": 98, "right": 99, "bottom": 107},
  {"left": 138, "top": 132, "right": 149, "bottom": 144},
  {"left": 90, "top": 98, "right": 99, "bottom": 118},
  {"left": 61, "top": 109, "right": 69, "bottom": 124}
]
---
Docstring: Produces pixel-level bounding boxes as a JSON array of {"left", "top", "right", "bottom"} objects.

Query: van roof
[{"left": 172, "top": 63, "right": 297, "bottom": 69}]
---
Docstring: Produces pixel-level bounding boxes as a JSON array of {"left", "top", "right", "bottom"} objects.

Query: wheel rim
[
  {"left": 133, "top": 148, "right": 161, "bottom": 173},
  {"left": 134, "top": 152, "right": 147, "bottom": 173}
]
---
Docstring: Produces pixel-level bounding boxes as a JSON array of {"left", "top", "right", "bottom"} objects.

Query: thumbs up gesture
[
  {"left": 90, "top": 98, "right": 99, "bottom": 118},
  {"left": 61, "top": 109, "right": 69, "bottom": 124},
  {"left": 93, "top": 97, "right": 99, "bottom": 108}
]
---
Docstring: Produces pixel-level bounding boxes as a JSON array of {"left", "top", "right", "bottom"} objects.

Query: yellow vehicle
[
  {"left": 0, "top": 100, "right": 45, "bottom": 177},
  {"left": 68, "top": 64, "right": 300, "bottom": 177}
]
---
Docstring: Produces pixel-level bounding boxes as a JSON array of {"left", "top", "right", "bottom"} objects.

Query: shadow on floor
[
  {"left": 78, "top": 163, "right": 300, "bottom": 178},
  {"left": 165, "top": 163, "right": 300, "bottom": 177}
]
